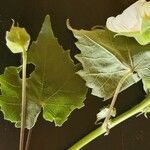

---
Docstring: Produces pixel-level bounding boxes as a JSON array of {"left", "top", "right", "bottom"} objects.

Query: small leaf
[
  {"left": 95, "top": 106, "right": 116, "bottom": 125},
  {"left": 140, "top": 105, "right": 150, "bottom": 118},
  {"left": 143, "top": 78, "right": 150, "bottom": 94},
  {"left": 68, "top": 24, "right": 150, "bottom": 100},
  {"left": 0, "top": 15, "right": 87, "bottom": 128},
  {"left": 141, "top": 79, "right": 150, "bottom": 117},
  {"left": 6, "top": 20, "right": 30, "bottom": 53}
]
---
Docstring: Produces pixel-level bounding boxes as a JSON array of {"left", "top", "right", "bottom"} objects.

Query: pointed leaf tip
[{"left": 0, "top": 15, "right": 87, "bottom": 128}]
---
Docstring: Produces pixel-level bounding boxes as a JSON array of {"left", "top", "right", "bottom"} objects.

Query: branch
[{"left": 69, "top": 95, "right": 150, "bottom": 150}]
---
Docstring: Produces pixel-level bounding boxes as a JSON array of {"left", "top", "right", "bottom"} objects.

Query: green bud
[{"left": 6, "top": 20, "right": 30, "bottom": 53}]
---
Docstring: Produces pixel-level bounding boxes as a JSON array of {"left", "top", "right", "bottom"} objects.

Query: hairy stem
[
  {"left": 103, "top": 72, "right": 132, "bottom": 133},
  {"left": 19, "top": 48, "right": 27, "bottom": 150},
  {"left": 69, "top": 95, "right": 150, "bottom": 150},
  {"left": 25, "top": 129, "right": 33, "bottom": 150}
]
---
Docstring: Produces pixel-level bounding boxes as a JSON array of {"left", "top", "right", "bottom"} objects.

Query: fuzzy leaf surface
[
  {"left": 68, "top": 25, "right": 150, "bottom": 100},
  {"left": 0, "top": 15, "right": 87, "bottom": 128}
]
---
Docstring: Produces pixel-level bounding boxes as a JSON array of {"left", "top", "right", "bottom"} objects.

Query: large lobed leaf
[
  {"left": 68, "top": 24, "right": 150, "bottom": 100},
  {"left": 0, "top": 15, "right": 87, "bottom": 128}
]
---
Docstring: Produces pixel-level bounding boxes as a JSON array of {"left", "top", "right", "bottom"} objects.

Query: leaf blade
[
  {"left": 0, "top": 15, "right": 87, "bottom": 128},
  {"left": 68, "top": 25, "right": 150, "bottom": 100}
]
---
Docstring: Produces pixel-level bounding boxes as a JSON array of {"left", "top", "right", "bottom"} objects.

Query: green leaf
[
  {"left": 143, "top": 78, "right": 150, "bottom": 94},
  {"left": 0, "top": 67, "right": 41, "bottom": 128},
  {"left": 134, "top": 18, "right": 150, "bottom": 45},
  {"left": 141, "top": 79, "right": 150, "bottom": 116},
  {"left": 0, "top": 15, "right": 87, "bottom": 128},
  {"left": 6, "top": 20, "right": 30, "bottom": 53},
  {"left": 137, "top": 78, "right": 150, "bottom": 116},
  {"left": 68, "top": 24, "right": 150, "bottom": 100}
]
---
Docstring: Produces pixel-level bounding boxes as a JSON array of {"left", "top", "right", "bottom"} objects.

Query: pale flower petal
[
  {"left": 140, "top": 1, "right": 150, "bottom": 18},
  {"left": 106, "top": 0, "right": 146, "bottom": 33}
]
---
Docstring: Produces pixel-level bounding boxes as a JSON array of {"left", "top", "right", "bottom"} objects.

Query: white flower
[{"left": 106, "top": 0, "right": 150, "bottom": 45}]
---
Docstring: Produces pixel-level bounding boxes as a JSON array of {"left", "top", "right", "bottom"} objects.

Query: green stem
[
  {"left": 103, "top": 72, "right": 132, "bottom": 133},
  {"left": 19, "top": 48, "right": 27, "bottom": 150},
  {"left": 69, "top": 96, "right": 150, "bottom": 150},
  {"left": 25, "top": 129, "right": 33, "bottom": 150}
]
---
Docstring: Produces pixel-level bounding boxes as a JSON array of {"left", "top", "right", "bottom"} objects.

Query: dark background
[{"left": 0, "top": 0, "right": 150, "bottom": 150}]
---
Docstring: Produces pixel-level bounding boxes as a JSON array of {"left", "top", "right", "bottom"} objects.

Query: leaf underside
[
  {"left": 0, "top": 15, "right": 87, "bottom": 129},
  {"left": 68, "top": 24, "right": 150, "bottom": 100}
]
